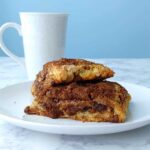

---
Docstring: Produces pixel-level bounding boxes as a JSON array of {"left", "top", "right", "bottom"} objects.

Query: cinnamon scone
[
  {"left": 32, "top": 58, "right": 114, "bottom": 97},
  {"left": 25, "top": 81, "right": 131, "bottom": 123}
]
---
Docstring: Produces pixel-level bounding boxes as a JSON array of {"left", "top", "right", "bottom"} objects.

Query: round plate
[{"left": 0, "top": 81, "right": 150, "bottom": 135}]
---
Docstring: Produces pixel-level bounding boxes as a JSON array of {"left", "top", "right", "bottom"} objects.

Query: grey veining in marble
[{"left": 0, "top": 57, "right": 150, "bottom": 150}]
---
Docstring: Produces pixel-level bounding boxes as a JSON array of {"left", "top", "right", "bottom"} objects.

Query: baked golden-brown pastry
[
  {"left": 32, "top": 58, "right": 114, "bottom": 97},
  {"left": 25, "top": 81, "right": 131, "bottom": 123}
]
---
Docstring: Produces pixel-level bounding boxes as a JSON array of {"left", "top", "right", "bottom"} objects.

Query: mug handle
[{"left": 0, "top": 22, "right": 25, "bottom": 67}]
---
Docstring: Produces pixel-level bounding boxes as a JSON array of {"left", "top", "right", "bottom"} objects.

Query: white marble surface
[{"left": 0, "top": 57, "right": 150, "bottom": 150}]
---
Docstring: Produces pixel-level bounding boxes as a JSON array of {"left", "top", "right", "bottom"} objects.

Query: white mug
[{"left": 0, "top": 12, "right": 68, "bottom": 80}]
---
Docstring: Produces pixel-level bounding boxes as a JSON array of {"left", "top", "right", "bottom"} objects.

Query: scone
[
  {"left": 32, "top": 58, "right": 114, "bottom": 97},
  {"left": 25, "top": 81, "right": 131, "bottom": 123}
]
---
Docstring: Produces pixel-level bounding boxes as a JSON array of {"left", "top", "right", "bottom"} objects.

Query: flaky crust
[
  {"left": 25, "top": 81, "right": 131, "bottom": 123},
  {"left": 32, "top": 58, "right": 114, "bottom": 97}
]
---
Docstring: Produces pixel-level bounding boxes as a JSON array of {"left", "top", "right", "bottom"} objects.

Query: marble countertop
[{"left": 0, "top": 57, "right": 150, "bottom": 150}]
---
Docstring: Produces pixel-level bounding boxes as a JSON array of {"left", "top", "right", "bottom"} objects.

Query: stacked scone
[{"left": 25, "top": 58, "right": 131, "bottom": 123}]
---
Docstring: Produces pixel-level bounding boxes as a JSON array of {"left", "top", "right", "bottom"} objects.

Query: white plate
[{"left": 0, "top": 81, "right": 150, "bottom": 135}]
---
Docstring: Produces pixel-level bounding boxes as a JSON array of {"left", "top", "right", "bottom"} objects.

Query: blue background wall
[{"left": 0, "top": 0, "right": 150, "bottom": 58}]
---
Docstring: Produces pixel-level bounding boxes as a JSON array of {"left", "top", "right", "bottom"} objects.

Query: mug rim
[{"left": 20, "top": 12, "right": 69, "bottom": 16}]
